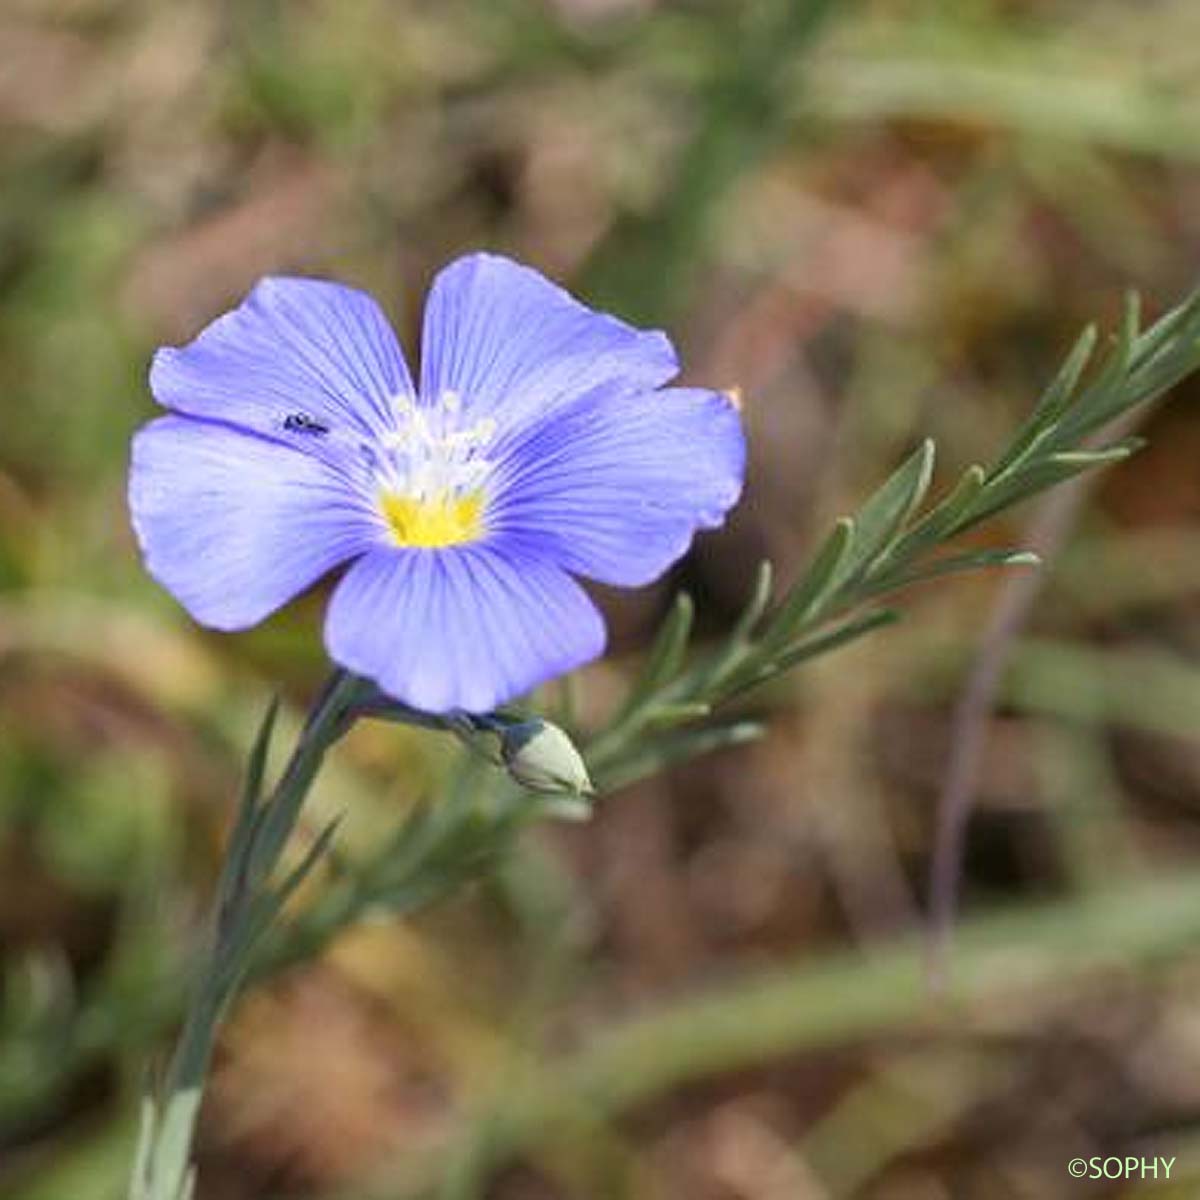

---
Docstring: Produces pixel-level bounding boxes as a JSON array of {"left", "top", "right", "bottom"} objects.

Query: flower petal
[
  {"left": 488, "top": 386, "right": 745, "bottom": 586},
  {"left": 324, "top": 542, "right": 606, "bottom": 713},
  {"left": 419, "top": 253, "right": 678, "bottom": 435},
  {"left": 150, "top": 277, "right": 414, "bottom": 442},
  {"left": 130, "top": 415, "right": 383, "bottom": 630}
]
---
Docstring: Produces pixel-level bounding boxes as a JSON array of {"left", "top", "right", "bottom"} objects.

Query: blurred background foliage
[{"left": 2, "top": 0, "right": 1200, "bottom": 1196}]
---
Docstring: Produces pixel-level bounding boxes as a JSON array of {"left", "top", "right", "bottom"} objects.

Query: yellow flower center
[{"left": 380, "top": 490, "right": 485, "bottom": 548}]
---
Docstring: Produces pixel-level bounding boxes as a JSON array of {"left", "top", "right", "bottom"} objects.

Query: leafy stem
[
  {"left": 129, "top": 670, "right": 366, "bottom": 1200},
  {"left": 252, "top": 285, "right": 1200, "bottom": 995},
  {"left": 585, "top": 286, "right": 1200, "bottom": 786}
]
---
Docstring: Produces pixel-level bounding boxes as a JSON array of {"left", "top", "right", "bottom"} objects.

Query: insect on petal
[
  {"left": 130, "top": 416, "right": 384, "bottom": 630},
  {"left": 150, "top": 277, "right": 415, "bottom": 443}
]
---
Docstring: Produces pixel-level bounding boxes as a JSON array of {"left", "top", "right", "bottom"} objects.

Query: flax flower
[{"left": 130, "top": 254, "right": 744, "bottom": 712}]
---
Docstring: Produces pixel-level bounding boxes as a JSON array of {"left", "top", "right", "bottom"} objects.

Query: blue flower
[{"left": 129, "top": 253, "right": 745, "bottom": 713}]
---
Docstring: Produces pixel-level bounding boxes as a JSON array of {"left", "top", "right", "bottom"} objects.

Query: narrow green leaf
[
  {"left": 1058, "top": 293, "right": 1200, "bottom": 445},
  {"left": 1048, "top": 439, "right": 1143, "bottom": 466},
  {"left": 1089, "top": 290, "right": 1142, "bottom": 400},
  {"left": 597, "top": 722, "right": 765, "bottom": 793},
  {"left": 1130, "top": 292, "right": 1195, "bottom": 364},
  {"left": 1119, "top": 289, "right": 1142, "bottom": 352},
  {"left": 617, "top": 592, "right": 694, "bottom": 721},
  {"left": 137, "top": 1090, "right": 203, "bottom": 1200},
  {"left": 274, "top": 817, "right": 344, "bottom": 911},
  {"left": 1128, "top": 337, "right": 1200, "bottom": 407},
  {"left": 863, "top": 549, "right": 1040, "bottom": 597},
  {"left": 718, "top": 609, "right": 901, "bottom": 702},
  {"left": 957, "top": 441, "right": 1141, "bottom": 530},
  {"left": 767, "top": 608, "right": 899, "bottom": 675},
  {"left": 1051, "top": 291, "right": 1144, "bottom": 443},
  {"left": 371, "top": 864, "right": 486, "bottom": 916},
  {"left": 236, "top": 697, "right": 279, "bottom": 835},
  {"left": 836, "top": 439, "right": 936, "bottom": 586},
  {"left": 129, "top": 1097, "right": 157, "bottom": 1200},
  {"left": 241, "top": 816, "right": 345, "bottom": 965},
  {"left": 216, "top": 697, "right": 281, "bottom": 935},
  {"left": 692, "top": 562, "right": 776, "bottom": 693},
  {"left": 989, "top": 323, "right": 1097, "bottom": 478},
  {"left": 730, "top": 561, "right": 774, "bottom": 643},
  {"left": 1039, "top": 321, "right": 1100, "bottom": 422},
  {"left": 762, "top": 516, "right": 855, "bottom": 646},
  {"left": 643, "top": 702, "right": 712, "bottom": 731},
  {"left": 887, "top": 463, "right": 986, "bottom": 559}
]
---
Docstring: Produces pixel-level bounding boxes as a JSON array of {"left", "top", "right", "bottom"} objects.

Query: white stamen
[{"left": 374, "top": 392, "right": 494, "bottom": 503}]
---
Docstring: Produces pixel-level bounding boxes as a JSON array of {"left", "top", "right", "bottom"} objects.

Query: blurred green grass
[{"left": 3, "top": 1, "right": 1200, "bottom": 1197}]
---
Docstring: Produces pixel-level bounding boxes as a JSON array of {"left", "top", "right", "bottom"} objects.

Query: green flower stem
[
  {"left": 131, "top": 690, "right": 577, "bottom": 1199},
  {"left": 130, "top": 670, "right": 365, "bottom": 1200}
]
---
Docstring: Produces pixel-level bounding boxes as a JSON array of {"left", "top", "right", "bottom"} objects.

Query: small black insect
[{"left": 283, "top": 412, "right": 330, "bottom": 436}]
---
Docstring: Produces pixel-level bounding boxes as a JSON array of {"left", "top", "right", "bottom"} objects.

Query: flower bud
[{"left": 498, "top": 718, "right": 594, "bottom": 815}]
